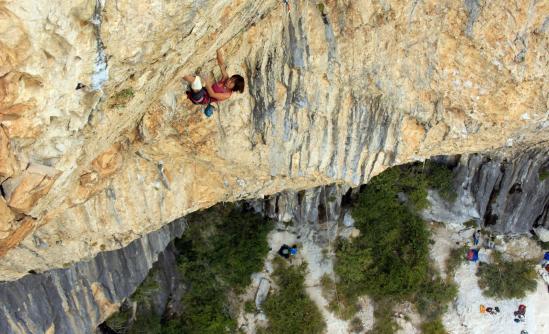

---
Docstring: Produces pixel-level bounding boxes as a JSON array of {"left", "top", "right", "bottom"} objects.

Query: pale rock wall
[{"left": 0, "top": 0, "right": 548, "bottom": 280}]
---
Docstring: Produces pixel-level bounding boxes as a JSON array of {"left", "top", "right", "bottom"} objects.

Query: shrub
[
  {"left": 445, "top": 245, "right": 468, "bottom": 278},
  {"left": 107, "top": 204, "right": 272, "bottom": 334},
  {"left": 173, "top": 205, "right": 272, "bottom": 333},
  {"left": 539, "top": 169, "right": 549, "bottom": 181},
  {"left": 176, "top": 257, "right": 236, "bottom": 334},
  {"left": 333, "top": 238, "right": 373, "bottom": 296},
  {"left": 476, "top": 252, "right": 537, "bottom": 299},
  {"left": 414, "top": 273, "right": 458, "bottom": 321},
  {"left": 320, "top": 271, "right": 360, "bottom": 320},
  {"left": 463, "top": 220, "right": 477, "bottom": 229},
  {"left": 104, "top": 307, "right": 163, "bottom": 334},
  {"left": 421, "top": 161, "right": 456, "bottom": 203},
  {"left": 327, "top": 296, "right": 360, "bottom": 321},
  {"left": 110, "top": 88, "right": 135, "bottom": 108},
  {"left": 421, "top": 318, "right": 447, "bottom": 334},
  {"left": 126, "top": 314, "right": 162, "bottom": 334},
  {"left": 317, "top": 3, "right": 325, "bottom": 14},
  {"left": 104, "top": 271, "right": 161, "bottom": 334},
  {"left": 338, "top": 192, "right": 430, "bottom": 300},
  {"left": 260, "top": 259, "right": 326, "bottom": 334},
  {"left": 131, "top": 271, "right": 159, "bottom": 305},
  {"left": 105, "top": 307, "right": 131, "bottom": 333},
  {"left": 349, "top": 317, "right": 364, "bottom": 333},
  {"left": 368, "top": 298, "right": 399, "bottom": 334},
  {"left": 333, "top": 162, "right": 456, "bottom": 333},
  {"left": 244, "top": 300, "right": 256, "bottom": 313},
  {"left": 319, "top": 273, "right": 336, "bottom": 300}
]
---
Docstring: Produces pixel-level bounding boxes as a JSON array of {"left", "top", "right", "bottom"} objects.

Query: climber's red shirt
[
  {"left": 209, "top": 79, "right": 231, "bottom": 103},
  {"left": 187, "top": 79, "right": 231, "bottom": 105}
]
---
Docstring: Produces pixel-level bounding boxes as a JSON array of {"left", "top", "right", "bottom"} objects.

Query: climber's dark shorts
[{"left": 186, "top": 89, "right": 210, "bottom": 105}]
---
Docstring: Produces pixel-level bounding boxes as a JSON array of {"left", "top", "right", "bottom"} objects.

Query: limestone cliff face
[
  {"left": 0, "top": 147, "right": 546, "bottom": 333},
  {"left": 425, "top": 146, "right": 549, "bottom": 233},
  {"left": 0, "top": 0, "right": 548, "bottom": 280}
]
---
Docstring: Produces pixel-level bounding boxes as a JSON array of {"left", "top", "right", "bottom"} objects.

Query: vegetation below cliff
[
  {"left": 259, "top": 258, "right": 326, "bottom": 334},
  {"left": 105, "top": 204, "right": 273, "bottom": 333},
  {"left": 101, "top": 159, "right": 546, "bottom": 334},
  {"left": 331, "top": 162, "right": 458, "bottom": 333}
]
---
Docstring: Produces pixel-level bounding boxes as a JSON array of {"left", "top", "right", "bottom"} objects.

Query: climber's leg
[
  {"left": 183, "top": 75, "right": 208, "bottom": 104},
  {"left": 183, "top": 75, "right": 203, "bottom": 92}
]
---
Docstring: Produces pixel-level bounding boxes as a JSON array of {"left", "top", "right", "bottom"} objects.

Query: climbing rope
[{"left": 208, "top": 70, "right": 227, "bottom": 139}]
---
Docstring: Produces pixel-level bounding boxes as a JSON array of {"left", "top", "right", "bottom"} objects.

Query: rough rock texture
[
  {"left": 0, "top": 218, "right": 186, "bottom": 334},
  {"left": 459, "top": 147, "right": 548, "bottom": 233},
  {"left": 0, "top": 0, "right": 548, "bottom": 279},
  {"left": 424, "top": 146, "right": 549, "bottom": 233},
  {"left": 0, "top": 184, "right": 349, "bottom": 334},
  {"left": 0, "top": 146, "right": 546, "bottom": 333}
]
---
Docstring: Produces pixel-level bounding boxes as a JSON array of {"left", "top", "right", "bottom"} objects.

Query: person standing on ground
[{"left": 183, "top": 48, "right": 245, "bottom": 105}]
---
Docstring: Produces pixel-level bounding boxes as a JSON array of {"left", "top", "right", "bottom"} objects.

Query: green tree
[
  {"left": 260, "top": 259, "right": 326, "bottom": 334},
  {"left": 477, "top": 252, "right": 537, "bottom": 299}
]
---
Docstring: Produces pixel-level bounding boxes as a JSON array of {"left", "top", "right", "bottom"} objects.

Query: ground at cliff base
[
  {"left": 238, "top": 223, "right": 366, "bottom": 334},
  {"left": 429, "top": 225, "right": 549, "bottom": 334},
  {"left": 239, "top": 218, "right": 548, "bottom": 334},
  {"left": 443, "top": 264, "right": 549, "bottom": 334}
]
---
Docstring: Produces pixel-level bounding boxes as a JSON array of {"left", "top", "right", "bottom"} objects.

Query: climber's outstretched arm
[{"left": 217, "top": 49, "right": 229, "bottom": 81}]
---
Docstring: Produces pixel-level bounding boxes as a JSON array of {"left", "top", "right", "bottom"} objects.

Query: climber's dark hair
[{"left": 230, "top": 74, "right": 245, "bottom": 93}]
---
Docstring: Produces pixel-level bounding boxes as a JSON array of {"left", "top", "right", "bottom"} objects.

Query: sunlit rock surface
[{"left": 0, "top": 0, "right": 548, "bottom": 279}]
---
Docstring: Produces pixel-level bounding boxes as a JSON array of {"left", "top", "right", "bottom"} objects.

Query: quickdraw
[{"left": 282, "top": 0, "right": 291, "bottom": 13}]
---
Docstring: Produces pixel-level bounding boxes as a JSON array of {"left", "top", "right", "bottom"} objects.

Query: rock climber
[
  {"left": 183, "top": 48, "right": 245, "bottom": 106},
  {"left": 513, "top": 304, "right": 526, "bottom": 323},
  {"left": 278, "top": 244, "right": 298, "bottom": 259},
  {"left": 473, "top": 230, "right": 480, "bottom": 246}
]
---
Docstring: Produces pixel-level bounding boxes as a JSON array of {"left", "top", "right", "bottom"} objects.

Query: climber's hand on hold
[
  {"left": 217, "top": 49, "right": 229, "bottom": 80},
  {"left": 216, "top": 48, "right": 224, "bottom": 64}
]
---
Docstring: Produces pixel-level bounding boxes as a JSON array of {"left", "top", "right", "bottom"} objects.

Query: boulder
[
  {"left": 534, "top": 227, "right": 549, "bottom": 243},
  {"left": 343, "top": 212, "right": 354, "bottom": 227},
  {"left": 255, "top": 278, "right": 270, "bottom": 310}
]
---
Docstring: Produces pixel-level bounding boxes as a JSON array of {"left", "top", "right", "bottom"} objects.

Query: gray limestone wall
[
  {"left": 425, "top": 147, "right": 549, "bottom": 233},
  {"left": 457, "top": 148, "right": 549, "bottom": 233},
  {"left": 0, "top": 219, "right": 186, "bottom": 334}
]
